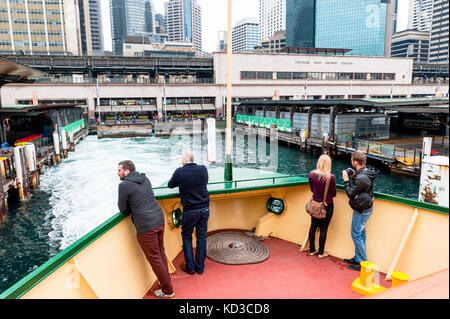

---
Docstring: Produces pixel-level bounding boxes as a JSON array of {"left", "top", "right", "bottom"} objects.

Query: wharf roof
[
  {"left": 235, "top": 98, "right": 449, "bottom": 114},
  {"left": 0, "top": 103, "right": 84, "bottom": 116},
  {"left": 0, "top": 56, "right": 43, "bottom": 86}
]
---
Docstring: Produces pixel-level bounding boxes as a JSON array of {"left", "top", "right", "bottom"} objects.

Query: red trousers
[{"left": 137, "top": 224, "right": 174, "bottom": 295}]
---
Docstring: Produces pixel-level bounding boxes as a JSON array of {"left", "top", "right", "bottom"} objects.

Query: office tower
[
  {"left": 165, "top": 0, "right": 202, "bottom": 53},
  {"left": 258, "top": 0, "right": 286, "bottom": 43},
  {"left": 77, "top": 0, "right": 104, "bottom": 56},
  {"left": 285, "top": 0, "right": 315, "bottom": 47},
  {"left": 145, "top": 0, "right": 154, "bottom": 33},
  {"left": 232, "top": 18, "right": 259, "bottom": 53},
  {"left": 391, "top": 30, "right": 430, "bottom": 62},
  {"left": 429, "top": 0, "right": 449, "bottom": 63},
  {"left": 110, "top": 0, "right": 155, "bottom": 56},
  {"left": 0, "top": 0, "right": 76, "bottom": 55},
  {"left": 412, "top": 0, "right": 434, "bottom": 31},
  {"left": 286, "top": 0, "right": 391, "bottom": 57}
]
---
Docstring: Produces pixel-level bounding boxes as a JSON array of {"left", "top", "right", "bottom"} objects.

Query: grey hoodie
[{"left": 118, "top": 171, "right": 164, "bottom": 234}]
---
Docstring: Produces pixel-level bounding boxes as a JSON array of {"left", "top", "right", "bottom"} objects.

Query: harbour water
[{"left": 0, "top": 133, "right": 420, "bottom": 294}]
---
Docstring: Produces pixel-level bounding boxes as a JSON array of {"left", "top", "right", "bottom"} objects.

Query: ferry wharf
[
  {"left": 0, "top": 104, "right": 89, "bottom": 222},
  {"left": 234, "top": 98, "right": 449, "bottom": 175}
]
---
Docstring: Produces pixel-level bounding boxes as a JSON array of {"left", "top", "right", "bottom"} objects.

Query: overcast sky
[{"left": 101, "top": 0, "right": 410, "bottom": 53}]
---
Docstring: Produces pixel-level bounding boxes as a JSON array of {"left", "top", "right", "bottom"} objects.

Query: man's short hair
[
  {"left": 119, "top": 160, "right": 136, "bottom": 172},
  {"left": 351, "top": 151, "right": 366, "bottom": 166},
  {"left": 182, "top": 150, "right": 194, "bottom": 163}
]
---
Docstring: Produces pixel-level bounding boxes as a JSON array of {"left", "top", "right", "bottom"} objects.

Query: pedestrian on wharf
[
  {"left": 168, "top": 150, "right": 210, "bottom": 275},
  {"left": 342, "top": 151, "right": 378, "bottom": 271},
  {"left": 351, "top": 131, "right": 357, "bottom": 149},
  {"left": 307, "top": 154, "right": 337, "bottom": 259},
  {"left": 117, "top": 160, "right": 174, "bottom": 298}
]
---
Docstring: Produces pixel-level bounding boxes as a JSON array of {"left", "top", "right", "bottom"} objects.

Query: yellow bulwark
[{"left": 0, "top": 168, "right": 448, "bottom": 299}]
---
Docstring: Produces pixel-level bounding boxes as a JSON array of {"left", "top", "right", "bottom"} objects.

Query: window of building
[
  {"left": 257, "top": 71, "right": 273, "bottom": 79},
  {"left": 307, "top": 72, "right": 322, "bottom": 80},
  {"left": 241, "top": 71, "right": 257, "bottom": 79},
  {"left": 323, "top": 72, "right": 339, "bottom": 80},
  {"left": 276, "top": 72, "right": 291, "bottom": 79},
  {"left": 292, "top": 72, "right": 307, "bottom": 79}
]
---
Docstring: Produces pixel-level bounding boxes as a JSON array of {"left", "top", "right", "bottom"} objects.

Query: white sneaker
[
  {"left": 310, "top": 251, "right": 318, "bottom": 256},
  {"left": 318, "top": 252, "right": 329, "bottom": 259},
  {"left": 153, "top": 289, "right": 175, "bottom": 298}
]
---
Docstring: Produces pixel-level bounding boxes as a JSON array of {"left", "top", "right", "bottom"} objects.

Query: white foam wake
[{"left": 39, "top": 135, "right": 204, "bottom": 252}]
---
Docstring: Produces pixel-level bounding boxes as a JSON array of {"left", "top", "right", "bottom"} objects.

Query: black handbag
[{"left": 349, "top": 192, "right": 373, "bottom": 213}]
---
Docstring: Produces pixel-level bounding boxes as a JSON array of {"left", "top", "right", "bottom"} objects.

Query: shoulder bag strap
[{"left": 323, "top": 175, "right": 331, "bottom": 205}]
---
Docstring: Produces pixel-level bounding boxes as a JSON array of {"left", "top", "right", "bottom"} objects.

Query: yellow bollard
[
  {"left": 391, "top": 271, "right": 409, "bottom": 287},
  {"left": 351, "top": 261, "right": 386, "bottom": 296}
]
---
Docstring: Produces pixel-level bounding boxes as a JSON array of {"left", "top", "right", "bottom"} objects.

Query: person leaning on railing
[
  {"left": 117, "top": 160, "right": 175, "bottom": 298},
  {"left": 168, "top": 151, "right": 210, "bottom": 276}
]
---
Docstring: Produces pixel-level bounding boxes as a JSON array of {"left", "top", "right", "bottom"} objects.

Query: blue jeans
[
  {"left": 181, "top": 207, "right": 210, "bottom": 273},
  {"left": 351, "top": 206, "right": 373, "bottom": 263}
]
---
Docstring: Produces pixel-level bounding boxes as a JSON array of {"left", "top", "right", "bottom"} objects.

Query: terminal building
[{"left": 0, "top": 52, "right": 448, "bottom": 120}]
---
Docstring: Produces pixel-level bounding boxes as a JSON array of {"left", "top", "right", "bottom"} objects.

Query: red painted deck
[{"left": 144, "top": 231, "right": 391, "bottom": 299}]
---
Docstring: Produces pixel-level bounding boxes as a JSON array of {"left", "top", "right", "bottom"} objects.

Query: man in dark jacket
[
  {"left": 342, "top": 151, "right": 378, "bottom": 271},
  {"left": 168, "top": 151, "right": 209, "bottom": 275},
  {"left": 118, "top": 160, "right": 174, "bottom": 298}
]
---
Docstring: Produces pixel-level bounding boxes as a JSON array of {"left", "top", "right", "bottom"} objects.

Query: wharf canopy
[
  {"left": 234, "top": 98, "right": 450, "bottom": 142},
  {"left": 0, "top": 56, "right": 43, "bottom": 145}
]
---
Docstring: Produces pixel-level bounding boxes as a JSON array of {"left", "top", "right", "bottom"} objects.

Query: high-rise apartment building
[
  {"left": 232, "top": 18, "right": 259, "bottom": 53},
  {"left": 165, "top": 0, "right": 202, "bottom": 53},
  {"left": 412, "top": 0, "right": 434, "bottom": 31},
  {"left": 258, "top": 0, "right": 286, "bottom": 43},
  {"left": 0, "top": 0, "right": 73, "bottom": 55},
  {"left": 429, "top": 0, "right": 449, "bottom": 63},
  {"left": 286, "top": 0, "right": 392, "bottom": 57},
  {"left": 110, "top": 0, "right": 155, "bottom": 56}
]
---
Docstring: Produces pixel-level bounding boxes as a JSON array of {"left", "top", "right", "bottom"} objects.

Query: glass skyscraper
[
  {"left": 286, "top": 0, "right": 315, "bottom": 47},
  {"left": 110, "top": 0, "right": 155, "bottom": 56},
  {"left": 286, "top": 0, "right": 388, "bottom": 57}
]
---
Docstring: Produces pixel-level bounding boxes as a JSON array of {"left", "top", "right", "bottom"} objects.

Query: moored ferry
[{"left": 0, "top": 167, "right": 448, "bottom": 299}]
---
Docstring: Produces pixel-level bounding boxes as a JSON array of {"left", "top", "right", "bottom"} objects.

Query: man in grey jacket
[{"left": 118, "top": 160, "right": 174, "bottom": 298}]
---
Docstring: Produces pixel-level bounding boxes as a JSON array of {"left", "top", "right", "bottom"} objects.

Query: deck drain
[{"left": 206, "top": 232, "right": 270, "bottom": 265}]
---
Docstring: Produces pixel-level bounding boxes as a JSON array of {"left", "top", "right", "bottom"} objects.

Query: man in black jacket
[
  {"left": 118, "top": 160, "right": 174, "bottom": 298},
  {"left": 168, "top": 151, "right": 210, "bottom": 275},
  {"left": 342, "top": 151, "right": 378, "bottom": 271}
]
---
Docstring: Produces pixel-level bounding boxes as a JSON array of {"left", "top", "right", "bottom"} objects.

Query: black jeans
[{"left": 308, "top": 203, "right": 334, "bottom": 255}]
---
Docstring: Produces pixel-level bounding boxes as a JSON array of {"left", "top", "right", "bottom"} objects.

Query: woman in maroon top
[{"left": 307, "top": 155, "right": 337, "bottom": 259}]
